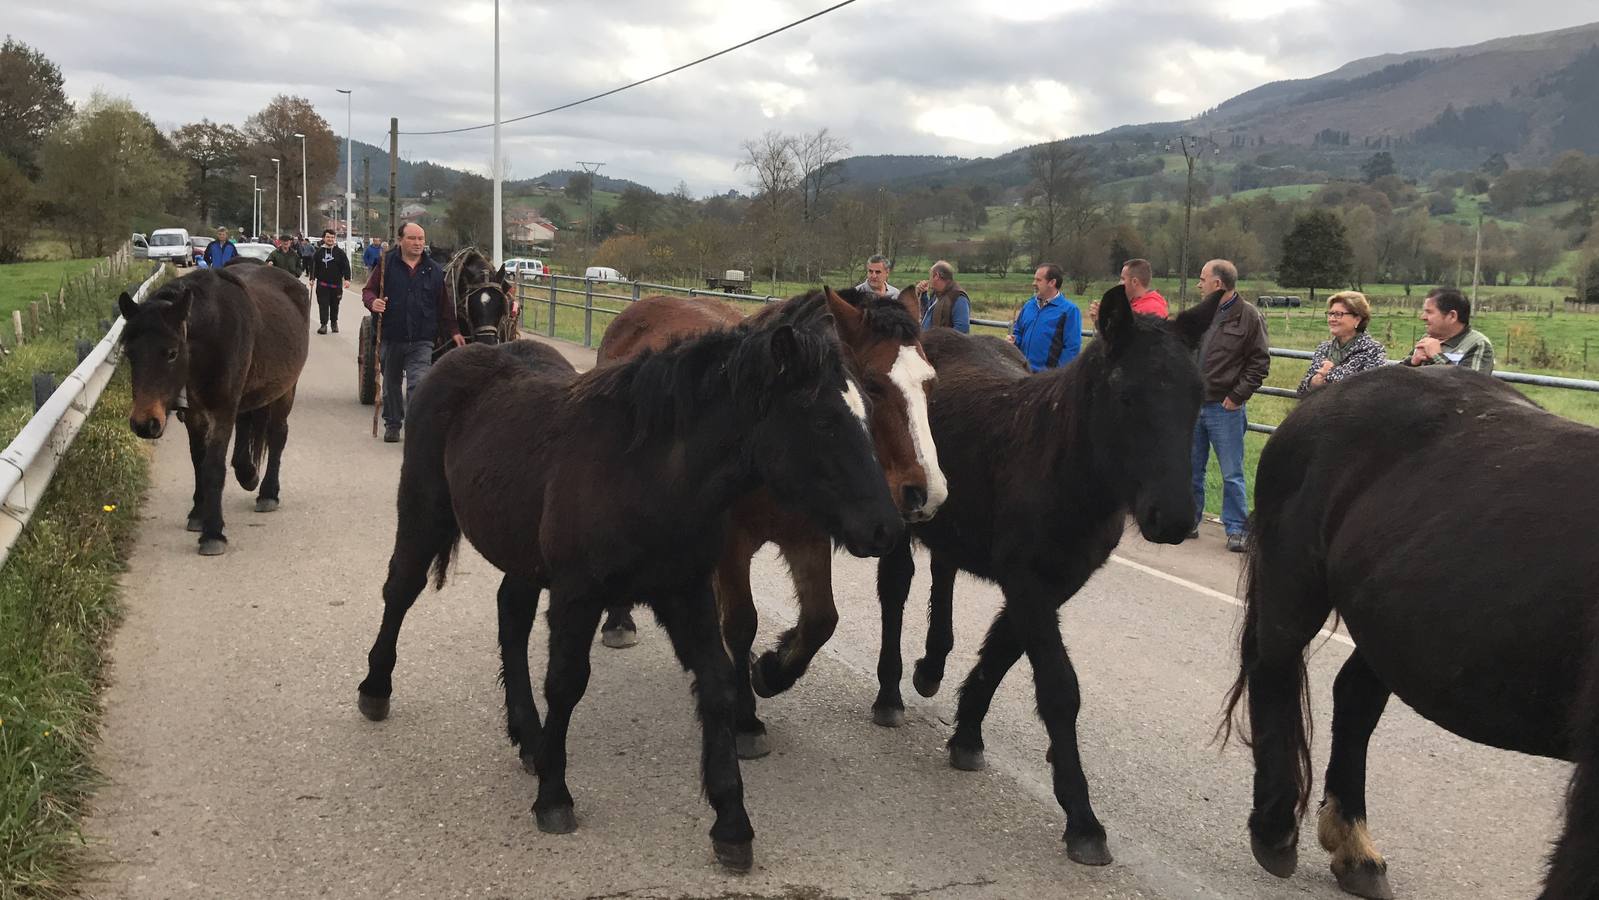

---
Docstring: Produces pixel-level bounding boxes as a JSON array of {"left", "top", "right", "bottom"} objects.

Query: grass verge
[{"left": 0, "top": 257, "right": 158, "bottom": 897}]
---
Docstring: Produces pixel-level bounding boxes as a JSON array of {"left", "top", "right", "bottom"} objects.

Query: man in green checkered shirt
[{"left": 1402, "top": 287, "right": 1495, "bottom": 374}]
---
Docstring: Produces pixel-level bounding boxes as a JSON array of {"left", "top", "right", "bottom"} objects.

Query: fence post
[
  {"left": 1506, "top": 331, "right": 1512, "bottom": 366},
  {"left": 547, "top": 277, "right": 557, "bottom": 338},
  {"left": 631, "top": 281, "right": 641, "bottom": 304},
  {"left": 28, "top": 301, "right": 41, "bottom": 336},
  {"left": 583, "top": 278, "right": 594, "bottom": 348},
  {"left": 13, "top": 311, "right": 24, "bottom": 346}
]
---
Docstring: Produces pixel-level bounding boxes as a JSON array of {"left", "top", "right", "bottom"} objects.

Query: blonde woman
[{"left": 1297, "top": 291, "right": 1387, "bottom": 396}]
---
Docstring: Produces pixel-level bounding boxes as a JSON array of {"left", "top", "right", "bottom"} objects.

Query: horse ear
[
  {"left": 1096, "top": 284, "right": 1134, "bottom": 348},
  {"left": 1172, "top": 289, "right": 1224, "bottom": 349},
  {"left": 494, "top": 263, "right": 511, "bottom": 287},
  {"left": 833, "top": 286, "right": 868, "bottom": 308},
  {"left": 769, "top": 323, "right": 801, "bottom": 377},
  {"left": 823, "top": 286, "right": 863, "bottom": 334},
  {"left": 117, "top": 291, "right": 139, "bottom": 321}
]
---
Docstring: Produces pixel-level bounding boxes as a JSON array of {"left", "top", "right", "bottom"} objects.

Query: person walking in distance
[
  {"left": 361, "top": 222, "right": 464, "bottom": 442},
  {"left": 309, "top": 229, "right": 351, "bottom": 335}
]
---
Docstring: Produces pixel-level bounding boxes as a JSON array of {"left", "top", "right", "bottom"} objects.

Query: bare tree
[
  {"left": 1023, "top": 141, "right": 1099, "bottom": 264},
  {"left": 794, "top": 128, "right": 849, "bottom": 223},
  {"left": 739, "top": 131, "right": 799, "bottom": 288}
]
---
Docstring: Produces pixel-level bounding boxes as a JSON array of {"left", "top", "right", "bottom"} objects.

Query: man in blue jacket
[
  {"left": 361, "top": 223, "right": 464, "bottom": 442},
  {"left": 202, "top": 227, "right": 237, "bottom": 268},
  {"left": 1008, "top": 263, "right": 1081, "bottom": 371},
  {"left": 362, "top": 239, "right": 382, "bottom": 269}
]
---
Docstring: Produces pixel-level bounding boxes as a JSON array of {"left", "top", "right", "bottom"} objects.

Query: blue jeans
[
  {"left": 380, "top": 340, "right": 433, "bottom": 432},
  {"left": 1191, "top": 401, "right": 1249, "bottom": 535}
]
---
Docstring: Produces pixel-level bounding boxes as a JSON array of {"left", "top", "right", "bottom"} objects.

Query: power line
[{"left": 399, "top": 0, "right": 859, "bottom": 137}]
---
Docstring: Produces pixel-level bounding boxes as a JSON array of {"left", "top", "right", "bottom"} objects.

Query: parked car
[
  {"left": 146, "top": 228, "right": 193, "bottom": 267},
  {"left": 504, "top": 258, "right": 545, "bottom": 282},
  {"left": 584, "top": 265, "right": 624, "bottom": 283},
  {"left": 189, "top": 236, "right": 211, "bottom": 264},
  {"left": 234, "top": 241, "right": 275, "bottom": 262},
  {"left": 132, "top": 233, "right": 149, "bottom": 260}
]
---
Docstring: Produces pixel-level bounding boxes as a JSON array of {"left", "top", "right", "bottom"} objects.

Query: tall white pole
[
  {"left": 295, "top": 132, "right": 307, "bottom": 236},
  {"left": 250, "top": 174, "right": 259, "bottom": 236},
  {"left": 338, "top": 89, "right": 353, "bottom": 244},
  {"left": 492, "top": 0, "right": 503, "bottom": 267},
  {"left": 271, "top": 158, "right": 280, "bottom": 236}
]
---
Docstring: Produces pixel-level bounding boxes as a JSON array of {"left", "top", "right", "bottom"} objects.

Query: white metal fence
[{"left": 0, "top": 263, "right": 167, "bottom": 568}]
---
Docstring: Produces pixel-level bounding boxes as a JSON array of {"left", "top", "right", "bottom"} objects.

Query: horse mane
[
  {"left": 572, "top": 313, "right": 842, "bottom": 449},
  {"left": 757, "top": 287, "right": 920, "bottom": 347},
  {"left": 1020, "top": 313, "right": 1180, "bottom": 459}
]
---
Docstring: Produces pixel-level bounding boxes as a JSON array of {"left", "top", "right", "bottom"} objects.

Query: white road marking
[
  {"left": 1109, "top": 553, "right": 1355, "bottom": 648},
  {"left": 889, "top": 347, "right": 947, "bottom": 514}
]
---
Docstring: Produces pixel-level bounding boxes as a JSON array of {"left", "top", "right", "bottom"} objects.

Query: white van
[
  {"left": 147, "top": 228, "right": 193, "bottom": 267},
  {"left": 505, "top": 258, "right": 545, "bottom": 282},
  {"left": 584, "top": 265, "right": 623, "bottom": 282}
]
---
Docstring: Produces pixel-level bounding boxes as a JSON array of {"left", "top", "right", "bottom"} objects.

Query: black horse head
[
  {"left": 1080, "top": 285, "right": 1221, "bottom": 544},
  {"left": 118, "top": 280, "right": 195, "bottom": 439}
]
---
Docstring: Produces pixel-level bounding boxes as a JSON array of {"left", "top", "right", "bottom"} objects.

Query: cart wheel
[{"left": 358, "top": 315, "right": 377, "bottom": 405}]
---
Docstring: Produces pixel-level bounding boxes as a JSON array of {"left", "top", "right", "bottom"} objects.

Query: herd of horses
[{"left": 113, "top": 252, "right": 1598, "bottom": 898}]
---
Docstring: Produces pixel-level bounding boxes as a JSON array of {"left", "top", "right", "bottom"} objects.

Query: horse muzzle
[
  {"left": 471, "top": 328, "right": 501, "bottom": 346},
  {"left": 130, "top": 413, "right": 166, "bottom": 440}
]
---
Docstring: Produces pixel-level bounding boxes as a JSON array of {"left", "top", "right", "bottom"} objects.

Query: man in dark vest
[
  {"left": 360, "top": 223, "right": 464, "bottom": 442},
  {"left": 308, "top": 229, "right": 352, "bottom": 335}
]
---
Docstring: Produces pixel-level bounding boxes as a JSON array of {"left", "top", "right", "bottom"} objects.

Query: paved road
[{"left": 84, "top": 304, "right": 1570, "bottom": 899}]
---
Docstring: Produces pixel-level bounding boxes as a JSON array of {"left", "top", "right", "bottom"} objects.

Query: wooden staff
[{"left": 371, "top": 250, "right": 386, "bottom": 438}]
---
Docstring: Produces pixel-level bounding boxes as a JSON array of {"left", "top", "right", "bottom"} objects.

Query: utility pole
[
  {"left": 577, "top": 161, "right": 605, "bottom": 252},
  {"left": 491, "top": 0, "right": 503, "bottom": 267},
  {"left": 875, "top": 187, "right": 885, "bottom": 257},
  {"left": 388, "top": 118, "right": 399, "bottom": 243},
  {"left": 1471, "top": 212, "right": 1484, "bottom": 307}
]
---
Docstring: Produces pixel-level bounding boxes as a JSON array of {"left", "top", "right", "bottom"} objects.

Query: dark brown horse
[
  {"left": 873, "top": 286, "right": 1220, "bottom": 866},
  {"left": 593, "top": 288, "right": 946, "bottom": 757},
  {"left": 356, "top": 309, "right": 903, "bottom": 873},
  {"left": 1220, "top": 364, "right": 1599, "bottom": 900},
  {"left": 435, "top": 247, "right": 516, "bottom": 360},
  {"left": 119, "top": 266, "right": 310, "bottom": 555}
]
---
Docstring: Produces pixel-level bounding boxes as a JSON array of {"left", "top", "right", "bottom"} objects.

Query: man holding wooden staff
[{"left": 360, "top": 223, "right": 463, "bottom": 442}]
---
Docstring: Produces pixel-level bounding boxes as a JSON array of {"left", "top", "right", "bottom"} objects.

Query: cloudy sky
[{"left": 12, "top": 1, "right": 1598, "bottom": 194}]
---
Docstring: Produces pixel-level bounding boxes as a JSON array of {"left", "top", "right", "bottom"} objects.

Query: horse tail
[
  {"left": 392, "top": 360, "right": 464, "bottom": 592},
  {"left": 1218, "top": 523, "right": 1315, "bottom": 821},
  {"left": 1540, "top": 629, "right": 1599, "bottom": 899},
  {"left": 231, "top": 406, "right": 271, "bottom": 491}
]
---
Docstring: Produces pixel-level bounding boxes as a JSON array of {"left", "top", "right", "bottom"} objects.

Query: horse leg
[
  {"left": 497, "top": 572, "right": 545, "bottom": 769},
  {"left": 599, "top": 601, "right": 638, "bottom": 649},
  {"left": 872, "top": 537, "right": 915, "bottom": 727},
  {"left": 912, "top": 552, "right": 958, "bottom": 698},
  {"left": 1539, "top": 645, "right": 1599, "bottom": 900},
  {"left": 654, "top": 582, "right": 755, "bottom": 873},
  {"left": 751, "top": 530, "right": 836, "bottom": 698},
  {"left": 1009, "top": 597, "right": 1111, "bottom": 866},
  {"left": 183, "top": 413, "right": 208, "bottom": 532},
  {"left": 1317, "top": 652, "right": 1395, "bottom": 900},
  {"left": 195, "top": 409, "right": 234, "bottom": 556},
  {"left": 254, "top": 388, "right": 295, "bottom": 513},
  {"left": 529, "top": 592, "right": 603, "bottom": 837},
  {"left": 947, "top": 606, "right": 1026, "bottom": 772},
  {"left": 1239, "top": 555, "right": 1335, "bottom": 881},
  {"left": 713, "top": 534, "right": 768, "bottom": 760},
  {"left": 355, "top": 462, "right": 458, "bottom": 721}
]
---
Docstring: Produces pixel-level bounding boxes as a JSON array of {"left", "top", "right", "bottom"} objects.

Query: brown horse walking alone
[
  {"left": 119, "top": 265, "right": 310, "bottom": 555},
  {"left": 592, "top": 287, "right": 946, "bottom": 756}
]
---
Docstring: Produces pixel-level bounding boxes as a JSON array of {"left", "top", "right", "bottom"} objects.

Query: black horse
[
  {"left": 355, "top": 311, "right": 903, "bottom": 873},
  {"left": 873, "top": 286, "right": 1220, "bottom": 866},
  {"left": 434, "top": 247, "right": 516, "bottom": 360},
  {"left": 1218, "top": 364, "right": 1599, "bottom": 900},
  {"left": 119, "top": 266, "right": 310, "bottom": 555}
]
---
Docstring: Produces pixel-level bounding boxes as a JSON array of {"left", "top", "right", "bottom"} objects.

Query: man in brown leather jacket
[{"left": 1190, "top": 258, "right": 1270, "bottom": 552}]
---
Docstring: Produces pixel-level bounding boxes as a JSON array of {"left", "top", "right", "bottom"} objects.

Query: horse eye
[{"left": 165, "top": 348, "right": 179, "bottom": 363}]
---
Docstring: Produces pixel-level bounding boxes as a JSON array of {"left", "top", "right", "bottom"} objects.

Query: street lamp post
[
  {"left": 249, "top": 174, "right": 259, "bottom": 237},
  {"left": 492, "top": 0, "right": 503, "bottom": 267},
  {"left": 270, "top": 158, "right": 281, "bottom": 237},
  {"left": 255, "top": 188, "right": 264, "bottom": 240},
  {"left": 337, "top": 89, "right": 353, "bottom": 245},
  {"left": 294, "top": 132, "right": 307, "bottom": 237}
]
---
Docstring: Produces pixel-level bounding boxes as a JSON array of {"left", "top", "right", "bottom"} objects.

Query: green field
[{"left": 0, "top": 259, "right": 105, "bottom": 318}]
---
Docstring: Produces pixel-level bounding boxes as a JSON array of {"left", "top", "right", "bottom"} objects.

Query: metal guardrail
[
  {"left": 0, "top": 262, "right": 166, "bottom": 569},
  {"left": 517, "top": 277, "right": 1599, "bottom": 436}
]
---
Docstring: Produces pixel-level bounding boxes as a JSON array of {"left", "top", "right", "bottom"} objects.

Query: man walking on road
[
  {"left": 361, "top": 222, "right": 463, "bottom": 442},
  {"left": 202, "top": 227, "right": 237, "bottom": 268},
  {"left": 267, "top": 234, "right": 302, "bottom": 276},
  {"left": 309, "top": 229, "right": 351, "bottom": 335},
  {"left": 1190, "top": 258, "right": 1270, "bottom": 553},
  {"left": 362, "top": 239, "right": 382, "bottom": 270}
]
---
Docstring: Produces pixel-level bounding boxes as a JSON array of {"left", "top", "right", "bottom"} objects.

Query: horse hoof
[
  {"left": 186, "top": 517, "right": 203, "bottom": 532},
  {"left": 1250, "top": 833, "right": 1298, "bottom": 878},
  {"left": 198, "top": 538, "right": 227, "bottom": 556},
  {"left": 713, "top": 839, "right": 753, "bottom": 873},
  {"left": 736, "top": 731, "right": 772, "bottom": 760},
  {"left": 871, "top": 704, "right": 904, "bottom": 728},
  {"left": 357, "top": 693, "right": 390, "bottom": 722},
  {"left": 1332, "top": 860, "right": 1393, "bottom": 900},
  {"left": 254, "top": 498, "right": 279, "bottom": 513},
  {"left": 600, "top": 626, "right": 638, "bottom": 649},
  {"left": 1065, "top": 833, "right": 1113, "bottom": 866},
  {"left": 948, "top": 746, "right": 986, "bottom": 771},
  {"left": 749, "top": 655, "right": 776, "bottom": 699},
  {"left": 911, "top": 666, "right": 941, "bottom": 698},
  {"left": 534, "top": 805, "right": 577, "bottom": 835}
]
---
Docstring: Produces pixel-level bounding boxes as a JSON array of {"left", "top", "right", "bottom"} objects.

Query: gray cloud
[{"left": 10, "top": 1, "right": 1596, "bottom": 194}]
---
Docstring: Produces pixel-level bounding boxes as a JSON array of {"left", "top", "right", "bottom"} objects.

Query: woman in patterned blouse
[{"left": 1297, "top": 291, "right": 1388, "bottom": 396}]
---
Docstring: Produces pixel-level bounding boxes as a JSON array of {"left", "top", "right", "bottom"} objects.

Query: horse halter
[{"left": 462, "top": 282, "right": 508, "bottom": 340}]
